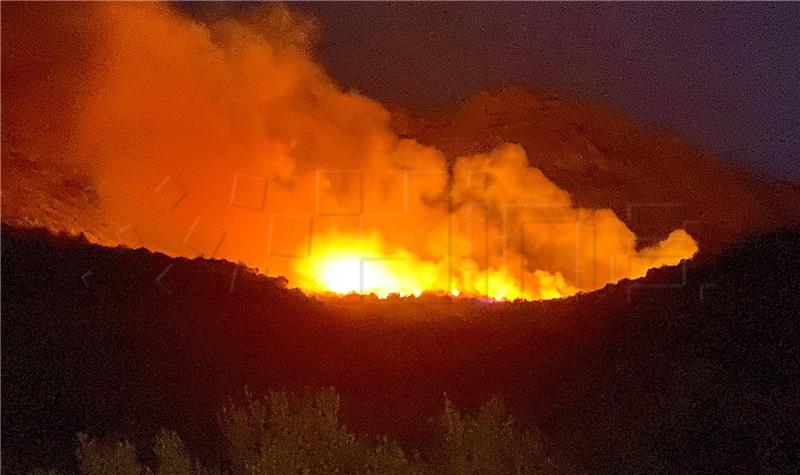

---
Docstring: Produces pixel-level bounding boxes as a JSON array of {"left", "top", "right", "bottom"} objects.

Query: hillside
[
  {"left": 393, "top": 86, "right": 800, "bottom": 252},
  {"left": 2, "top": 224, "right": 799, "bottom": 473},
  {"left": 4, "top": 85, "right": 799, "bottom": 261}
]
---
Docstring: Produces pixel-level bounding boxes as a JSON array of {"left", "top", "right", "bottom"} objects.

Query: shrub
[
  {"left": 437, "top": 397, "right": 560, "bottom": 474},
  {"left": 153, "top": 429, "right": 195, "bottom": 475},
  {"left": 219, "top": 387, "right": 421, "bottom": 474},
  {"left": 76, "top": 433, "right": 143, "bottom": 475},
  {"left": 35, "top": 389, "right": 561, "bottom": 474}
]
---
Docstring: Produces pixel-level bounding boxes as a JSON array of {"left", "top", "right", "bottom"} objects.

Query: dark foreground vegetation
[
  {"left": 3, "top": 224, "right": 800, "bottom": 473},
  {"left": 32, "top": 388, "right": 559, "bottom": 474}
]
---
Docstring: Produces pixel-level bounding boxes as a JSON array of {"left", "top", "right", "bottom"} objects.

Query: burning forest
[
  {"left": 2, "top": 2, "right": 799, "bottom": 474},
  {"left": 1, "top": 3, "right": 702, "bottom": 301}
]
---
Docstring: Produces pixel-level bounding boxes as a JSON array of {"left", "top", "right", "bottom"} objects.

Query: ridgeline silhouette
[{"left": 2, "top": 224, "right": 799, "bottom": 473}]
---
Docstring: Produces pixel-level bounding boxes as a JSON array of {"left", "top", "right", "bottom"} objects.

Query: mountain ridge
[
  {"left": 392, "top": 86, "right": 800, "bottom": 252},
  {"left": 2, "top": 224, "right": 799, "bottom": 473}
]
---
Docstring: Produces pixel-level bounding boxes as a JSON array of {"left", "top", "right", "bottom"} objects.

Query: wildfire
[
  {"left": 298, "top": 233, "right": 421, "bottom": 298},
  {"left": 293, "top": 230, "right": 579, "bottom": 301},
  {"left": 3, "top": 3, "right": 700, "bottom": 303}
]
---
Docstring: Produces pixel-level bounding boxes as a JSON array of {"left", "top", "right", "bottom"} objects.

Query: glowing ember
[{"left": 294, "top": 230, "right": 581, "bottom": 301}]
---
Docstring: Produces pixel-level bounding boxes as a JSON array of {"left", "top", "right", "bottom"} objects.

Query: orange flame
[{"left": 2, "top": 3, "right": 699, "bottom": 301}]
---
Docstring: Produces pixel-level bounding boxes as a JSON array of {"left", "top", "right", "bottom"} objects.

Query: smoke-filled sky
[
  {"left": 183, "top": 2, "right": 800, "bottom": 180},
  {"left": 2, "top": 2, "right": 702, "bottom": 300}
]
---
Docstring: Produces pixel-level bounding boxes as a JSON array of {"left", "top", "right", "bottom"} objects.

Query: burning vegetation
[
  {"left": 2, "top": 3, "right": 698, "bottom": 301},
  {"left": 3, "top": 4, "right": 800, "bottom": 474}
]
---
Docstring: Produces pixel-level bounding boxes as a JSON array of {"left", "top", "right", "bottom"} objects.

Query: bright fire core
[
  {"left": 4, "top": 4, "right": 699, "bottom": 302},
  {"left": 283, "top": 145, "right": 699, "bottom": 302},
  {"left": 292, "top": 225, "right": 697, "bottom": 302}
]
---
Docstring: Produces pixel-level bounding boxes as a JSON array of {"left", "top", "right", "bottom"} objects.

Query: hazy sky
[{"left": 189, "top": 3, "right": 800, "bottom": 180}]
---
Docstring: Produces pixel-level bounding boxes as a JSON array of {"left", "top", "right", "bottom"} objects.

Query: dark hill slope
[
  {"left": 393, "top": 87, "right": 800, "bottom": 252},
  {"left": 2, "top": 225, "right": 799, "bottom": 473}
]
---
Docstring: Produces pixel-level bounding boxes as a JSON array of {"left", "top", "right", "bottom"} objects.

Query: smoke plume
[{"left": 2, "top": 3, "right": 697, "bottom": 299}]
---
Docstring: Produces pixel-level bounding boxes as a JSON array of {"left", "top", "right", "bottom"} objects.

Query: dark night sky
[{"left": 193, "top": 3, "right": 800, "bottom": 180}]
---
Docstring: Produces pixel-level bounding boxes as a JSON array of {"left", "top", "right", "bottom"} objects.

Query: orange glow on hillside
[
  {"left": 2, "top": 3, "right": 700, "bottom": 302},
  {"left": 295, "top": 230, "right": 576, "bottom": 301}
]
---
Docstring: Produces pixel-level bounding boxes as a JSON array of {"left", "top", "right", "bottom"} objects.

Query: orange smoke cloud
[{"left": 2, "top": 3, "right": 697, "bottom": 300}]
